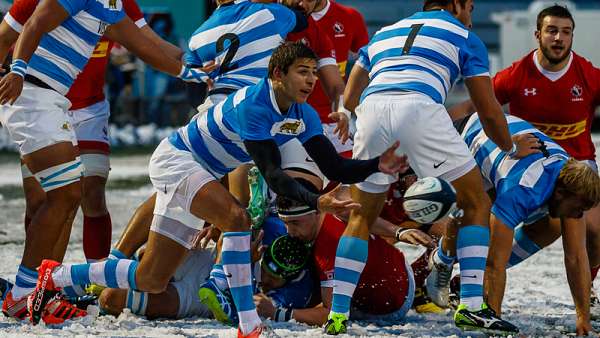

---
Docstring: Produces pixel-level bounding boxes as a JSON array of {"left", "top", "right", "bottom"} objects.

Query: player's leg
[
  {"left": 20, "top": 163, "right": 45, "bottom": 232},
  {"left": 324, "top": 94, "right": 395, "bottom": 335},
  {"left": 72, "top": 102, "right": 113, "bottom": 262},
  {"left": 585, "top": 205, "right": 600, "bottom": 272},
  {"left": 506, "top": 217, "right": 558, "bottom": 268},
  {"left": 99, "top": 285, "right": 180, "bottom": 319},
  {"left": 482, "top": 214, "right": 514, "bottom": 314},
  {"left": 111, "top": 193, "right": 157, "bottom": 258}
]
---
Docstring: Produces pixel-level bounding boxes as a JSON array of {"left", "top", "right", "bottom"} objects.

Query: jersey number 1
[
  {"left": 216, "top": 33, "right": 240, "bottom": 75},
  {"left": 402, "top": 24, "right": 424, "bottom": 55}
]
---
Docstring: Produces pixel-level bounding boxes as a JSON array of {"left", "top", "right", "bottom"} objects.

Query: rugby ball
[{"left": 402, "top": 177, "right": 457, "bottom": 224}]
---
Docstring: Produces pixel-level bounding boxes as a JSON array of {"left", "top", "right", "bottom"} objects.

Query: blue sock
[
  {"left": 12, "top": 265, "right": 38, "bottom": 300},
  {"left": 330, "top": 236, "right": 368, "bottom": 317},
  {"left": 507, "top": 225, "right": 541, "bottom": 268},
  {"left": 457, "top": 225, "right": 489, "bottom": 310},
  {"left": 221, "top": 232, "right": 261, "bottom": 334},
  {"left": 209, "top": 263, "right": 229, "bottom": 291},
  {"left": 61, "top": 285, "right": 87, "bottom": 298},
  {"left": 53, "top": 259, "right": 138, "bottom": 289}
]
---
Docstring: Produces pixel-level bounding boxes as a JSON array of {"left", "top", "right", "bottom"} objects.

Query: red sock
[
  {"left": 411, "top": 248, "right": 433, "bottom": 288},
  {"left": 592, "top": 266, "right": 599, "bottom": 281},
  {"left": 83, "top": 214, "right": 112, "bottom": 261}
]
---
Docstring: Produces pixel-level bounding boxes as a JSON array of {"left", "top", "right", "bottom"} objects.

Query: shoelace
[{"left": 435, "top": 263, "right": 452, "bottom": 288}]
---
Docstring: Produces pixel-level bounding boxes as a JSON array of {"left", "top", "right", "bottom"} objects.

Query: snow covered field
[{"left": 0, "top": 141, "right": 600, "bottom": 337}]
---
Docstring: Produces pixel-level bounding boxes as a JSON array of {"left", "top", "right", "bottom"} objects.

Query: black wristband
[{"left": 274, "top": 307, "right": 293, "bottom": 322}]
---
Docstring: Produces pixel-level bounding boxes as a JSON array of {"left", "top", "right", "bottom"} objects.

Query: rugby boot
[
  {"left": 0, "top": 277, "right": 13, "bottom": 301},
  {"left": 198, "top": 278, "right": 238, "bottom": 325},
  {"left": 37, "top": 293, "right": 87, "bottom": 325},
  {"left": 413, "top": 287, "right": 445, "bottom": 314},
  {"left": 323, "top": 312, "right": 348, "bottom": 335},
  {"left": 425, "top": 248, "right": 453, "bottom": 308},
  {"left": 85, "top": 284, "right": 105, "bottom": 297},
  {"left": 2, "top": 291, "right": 29, "bottom": 321},
  {"left": 237, "top": 324, "right": 264, "bottom": 338},
  {"left": 247, "top": 166, "right": 269, "bottom": 229},
  {"left": 454, "top": 303, "right": 519, "bottom": 335},
  {"left": 448, "top": 275, "right": 461, "bottom": 310},
  {"left": 27, "top": 259, "right": 62, "bottom": 324}
]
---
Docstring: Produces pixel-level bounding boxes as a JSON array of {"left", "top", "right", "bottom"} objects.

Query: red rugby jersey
[
  {"left": 308, "top": 0, "right": 368, "bottom": 122},
  {"left": 313, "top": 214, "right": 410, "bottom": 315},
  {"left": 287, "top": 17, "right": 336, "bottom": 70},
  {"left": 493, "top": 50, "right": 600, "bottom": 160},
  {"left": 6, "top": 0, "right": 146, "bottom": 110}
]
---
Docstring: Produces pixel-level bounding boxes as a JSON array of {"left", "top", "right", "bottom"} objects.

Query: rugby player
[
  {"left": 450, "top": 4, "right": 600, "bottom": 306},
  {"left": 324, "top": 0, "right": 539, "bottom": 334},
  {"left": 0, "top": 0, "right": 210, "bottom": 323},
  {"left": 453, "top": 113, "right": 600, "bottom": 335},
  {"left": 29, "top": 42, "right": 408, "bottom": 338}
]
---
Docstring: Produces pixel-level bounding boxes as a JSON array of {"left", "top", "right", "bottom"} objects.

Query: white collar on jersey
[
  {"left": 311, "top": 0, "right": 330, "bottom": 22},
  {"left": 533, "top": 49, "right": 573, "bottom": 82},
  {"left": 267, "top": 79, "right": 283, "bottom": 115}
]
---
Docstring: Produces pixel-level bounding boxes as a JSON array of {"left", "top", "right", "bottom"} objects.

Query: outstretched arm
[{"left": 561, "top": 217, "right": 593, "bottom": 336}]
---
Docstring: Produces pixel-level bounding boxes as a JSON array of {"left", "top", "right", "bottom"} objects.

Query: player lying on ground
[
  {"left": 27, "top": 42, "right": 409, "bottom": 338},
  {"left": 430, "top": 113, "right": 600, "bottom": 335}
]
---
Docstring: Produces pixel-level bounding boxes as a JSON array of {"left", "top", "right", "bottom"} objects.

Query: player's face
[
  {"left": 297, "top": 0, "right": 320, "bottom": 14},
  {"left": 282, "top": 212, "right": 320, "bottom": 242},
  {"left": 536, "top": 16, "right": 573, "bottom": 65},
  {"left": 548, "top": 189, "right": 594, "bottom": 219},
  {"left": 279, "top": 58, "right": 318, "bottom": 103},
  {"left": 453, "top": 0, "right": 474, "bottom": 29},
  {"left": 259, "top": 266, "right": 286, "bottom": 292}
]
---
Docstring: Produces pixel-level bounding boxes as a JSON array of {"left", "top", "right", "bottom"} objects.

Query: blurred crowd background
[{"left": 1, "top": 0, "right": 600, "bottom": 131}]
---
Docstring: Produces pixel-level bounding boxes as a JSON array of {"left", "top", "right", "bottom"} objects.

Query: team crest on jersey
[
  {"left": 271, "top": 118, "right": 305, "bottom": 136},
  {"left": 100, "top": 0, "right": 121, "bottom": 11},
  {"left": 571, "top": 84, "right": 583, "bottom": 102},
  {"left": 333, "top": 22, "right": 345, "bottom": 37}
]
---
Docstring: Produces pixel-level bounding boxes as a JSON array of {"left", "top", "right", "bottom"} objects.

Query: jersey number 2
[
  {"left": 402, "top": 24, "right": 424, "bottom": 55},
  {"left": 216, "top": 33, "right": 240, "bottom": 74}
]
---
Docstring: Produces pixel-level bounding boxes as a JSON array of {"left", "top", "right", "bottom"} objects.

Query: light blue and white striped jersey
[
  {"left": 356, "top": 10, "right": 489, "bottom": 104},
  {"left": 169, "top": 78, "right": 323, "bottom": 178},
  {"left": 461, "top": 114, "right": 570, "bottom": 228},
  {"left": 184, "top": 0, "right": 297, "bottom": 92},
  {"left": 28, "top": 0, "right": 125, "bottom": 95}
]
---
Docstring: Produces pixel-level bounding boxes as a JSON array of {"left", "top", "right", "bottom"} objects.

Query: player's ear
[{"left": 534, "top": 30, "right": 541, "bottom": 41}]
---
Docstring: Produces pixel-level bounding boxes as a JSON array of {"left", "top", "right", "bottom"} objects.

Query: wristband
[
  {"left": 274, "top": 307, "right": 293, "bottom": 322},
  {"left": 10, "top": 59, "right": 27, "bottom": 78}
]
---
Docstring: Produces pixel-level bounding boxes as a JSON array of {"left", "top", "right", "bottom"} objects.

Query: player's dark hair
[
  {"left": 536, "top": 5, "right": 575, "bottom": 31},
  {"left": 423, "top": 0, "right": 467, "bottom": 11},
  {"left": 275, "top": 177, "right": 319, "bottom": 211},
  {"left": 268, "top": 41, "right": 317, "bottom": 79}
]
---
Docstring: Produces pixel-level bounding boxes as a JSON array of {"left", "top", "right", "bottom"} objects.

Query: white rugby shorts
[
  {"left": 149, "top": 139, "right": 216, "bottom": 249},
  {"left": 322, "top": 122, "right": 353, "bottom": 154},
  {"left": 0, "top": 83, "right": 75, "bottom": 155},
  {"left": 171, "top": 248, "right": 214, "bottom": 319},
  {"left": 353, "top": 92, "right": 476, "bottom": 190},
  {"left": 68, "top": 99, "right": 110, "bottom": 152}
]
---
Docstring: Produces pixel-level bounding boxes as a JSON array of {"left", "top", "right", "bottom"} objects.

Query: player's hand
[
  {"left": 510, "top": 133, "right": 542, "bottom": 159},
  {"left": 194, "top": 224, "right": 221, "bottom": 250},
  {"left": 328, "top": 111, "right": 350, "bottom": 144},
  {"left": 250, "top": 230, "right": 265, "bottom": 263},
  {"left": 253, "top": 293, "right": 276, "bottom": 319},
  {"left": 0, "top": 73, "right": 24, "bottom": 105},
  {"left": 575, "top": 317, "right": 593, "bottom": 336},
  {"left": 317, "top": 184, "right": 361, "bottom": 216},
  {"left": 378, "top": 141, "right": 410, "bottom": 174},
  {"left": 178, "top": 62, "right": 218, "bottom": 84},
  {"left": 396, "top": 228, "right": 435, "bottom": 248}
]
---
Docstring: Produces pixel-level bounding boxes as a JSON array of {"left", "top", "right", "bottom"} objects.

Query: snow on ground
[{"left": 1, "top": 140, "right": 600, "bottom": 337}]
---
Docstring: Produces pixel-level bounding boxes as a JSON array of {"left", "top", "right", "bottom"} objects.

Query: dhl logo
[
  {"left": 91, "top": 41, "right": 109, "bottom": 58},
  {"left": 532, "top": 120, "right": 586, "bottom": 140}
]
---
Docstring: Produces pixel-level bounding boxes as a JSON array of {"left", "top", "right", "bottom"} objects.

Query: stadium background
[{"left": 1, "top": 0, "right": 600, "bottom": 151}]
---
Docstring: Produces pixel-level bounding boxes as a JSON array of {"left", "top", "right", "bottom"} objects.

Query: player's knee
[
  {"left": 99, "top": 288, "right": 126, "bottom": 316},
  {"left": 81, "top": 182, "right": 107, "bottom": 215},
  {"left": 135, "top": 274, "right": 169, "bottom": 294},
  {"left": 46, "top": 181, "right": 82, "bottom": 209},
  {"left": 458, "top": 188, "right": 491, "bottom": 214}
]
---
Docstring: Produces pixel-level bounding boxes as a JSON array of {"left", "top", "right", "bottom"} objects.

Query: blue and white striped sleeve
[
  {"left": 354, "top": 45, "right": 371, "bottom": 72},
  {"left": 459, "top": 32, "right": 489, "bottom": 78}
]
